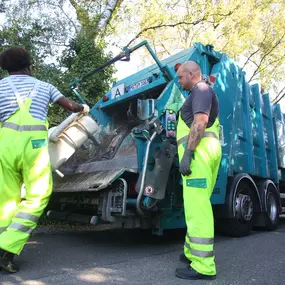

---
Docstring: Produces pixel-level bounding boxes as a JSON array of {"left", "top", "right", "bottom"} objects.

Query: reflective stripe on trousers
[
  {"left": 0, "top": 212, "right": 39, "bottom": 235},
  {"left": 14, "top": 212, "right": 39, "bottom": 223},
  {"left": 186, "top": 233, "right": 214, "bottom": 245},
  {"left": 184, "top": 235, "right": 214, "bottom": 258},
  {"left": 2, "top": 122, "right": 47, "bottom": 132},
  {"left": 8, "top": 223, "right": 34, "bottom": 235},
  {"left": 177, "top": 132, "right": 218, "bottom": 146}
]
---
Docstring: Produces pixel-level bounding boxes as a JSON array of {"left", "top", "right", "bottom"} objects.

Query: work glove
[
  {"left": 81, "top": 104, "right": 90, "bottom": 115},
  {"left": 179, "top": 149, "right": 194, "bottom": 176}
]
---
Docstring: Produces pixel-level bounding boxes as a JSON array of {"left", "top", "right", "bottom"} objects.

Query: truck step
[
  {"left": 102, "top": 178, "right": 127, "bottom": 222},
  {"left": 47, "top": 210, "right": 100, "bottom": 225},
  {"left": 53, "top": 170, "right": 125, "bottom": 192}
]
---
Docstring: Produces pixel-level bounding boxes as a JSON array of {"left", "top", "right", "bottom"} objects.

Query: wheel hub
[{"left": 235, "top": 194, "right": 253, "bottom": 222}]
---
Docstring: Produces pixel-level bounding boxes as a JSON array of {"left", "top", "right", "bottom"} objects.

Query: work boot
[
  {"left": 179, "top": 253, "right": 191, "bottom": 264},
  {"left": 175, "top": 266, "right": 216, "bottom": 280},
  {"left": 0, "top": 249, "right": 19, "bottom": 273}
]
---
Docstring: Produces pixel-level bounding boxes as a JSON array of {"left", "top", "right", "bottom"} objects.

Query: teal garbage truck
[{"left": 46, "top": 40, "right": 285, "bottom": 237}]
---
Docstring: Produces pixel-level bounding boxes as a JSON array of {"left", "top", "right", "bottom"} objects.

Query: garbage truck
[{"left": 46, "top": 40, "right": 285, "bottom": 237}]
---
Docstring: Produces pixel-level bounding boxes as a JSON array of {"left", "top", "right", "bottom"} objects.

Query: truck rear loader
[{"left": 46, "top": 41, "right": 285, "bottom": 237}]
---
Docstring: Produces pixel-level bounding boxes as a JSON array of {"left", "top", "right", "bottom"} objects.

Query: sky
[
  {"left": 114, "top": 52, "right": 142, "bottom": 80},
  {"left": 0, "top": 12, "right": 3, "bottom": 26}
]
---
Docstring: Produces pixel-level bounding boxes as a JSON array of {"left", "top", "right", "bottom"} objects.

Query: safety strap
[
  {"left": 3, "top": 77, "right": 45, "bottom": 131},
  {"left": 177, "top": 132, "right": 218, "bottom": 146},
  {"left": 2, "top": 122, "right": 47, "bottom": 131},
  {"left": 6, "top": 76, "right": 40, "bottom": 106}
]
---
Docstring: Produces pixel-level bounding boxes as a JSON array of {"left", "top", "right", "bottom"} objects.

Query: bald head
[
  {"left": 177, "top": 61, "right": 202, "bottom": 90},
  {"left": 181, "top": 61, "right": 201, "bottom": 77}
]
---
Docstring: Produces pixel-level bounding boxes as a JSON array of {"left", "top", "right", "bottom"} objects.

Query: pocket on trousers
[
  {"left": 31, "top": 139, "right": 48, "bottom": 149},
  {"left": 186, "top": 178, "right": 207, "bottom": 189}
]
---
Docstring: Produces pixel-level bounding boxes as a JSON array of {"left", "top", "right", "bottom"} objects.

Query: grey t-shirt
[{"left": 181, "top": 81, "right": 219, "bottom": 128}]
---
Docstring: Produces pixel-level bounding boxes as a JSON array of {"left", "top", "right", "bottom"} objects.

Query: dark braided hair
[{"left": 0, "top": 47, "right": 31, "bottom": 72}]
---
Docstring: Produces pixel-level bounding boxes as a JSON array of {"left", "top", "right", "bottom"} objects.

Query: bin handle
[{"left": 48, "top": 112, "right": 82, "bottom": 143}]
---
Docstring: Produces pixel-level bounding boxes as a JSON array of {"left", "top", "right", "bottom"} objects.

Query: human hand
[
  {"left": 179, "top": 149, "right": 194, "bottom": 176},
  {"left": 81, "top": 104, "right": 90, "bottom": 115}
]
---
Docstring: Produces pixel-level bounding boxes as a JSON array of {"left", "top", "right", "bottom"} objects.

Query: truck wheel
[
  {"left": 263, "top": 181, "right": 279, "bottom": 231},
  {"left": 216, "top": 175, "right": 258, "bottom": 237}
]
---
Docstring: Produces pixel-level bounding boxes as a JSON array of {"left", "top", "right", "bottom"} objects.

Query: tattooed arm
[
  {"left": 179, "top": 113, "right": 209, "bottom": 176},
  {"left": 186, "top": 113, "right": 209, "bottom": 151}
]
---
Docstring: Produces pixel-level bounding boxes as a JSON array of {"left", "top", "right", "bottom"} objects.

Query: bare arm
[
  {"left": 56, "top": 96, "right": 84, "bottom": 113},
  {"left": 186, "top": 113, "right": 209, "bottom": 151}
]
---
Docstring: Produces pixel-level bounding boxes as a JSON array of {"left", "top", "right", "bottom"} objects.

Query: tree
[
  {"left": 62, "top": 0, "right": 116, "bottom": 106},
  {"left": 0, "top": 0, "right": 120, "bottom": 125},
  {"left": 2, "top": 0, "right": 285, "bottom": 106},
  {"left": 106, "top": 0, "right": 285, "bottom": 102}
]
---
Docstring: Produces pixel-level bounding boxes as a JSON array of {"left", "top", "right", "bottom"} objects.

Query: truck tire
[
  {"left": 262, "top": 180, "right": 280, "bottom": 231},
  {"left": 216, "top": 175, "right": 258, "bottom": 237}
]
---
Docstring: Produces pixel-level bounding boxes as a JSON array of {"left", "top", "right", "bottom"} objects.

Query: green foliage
[
  {"left": 3, "top": 0, "right": 284, "bottom": 109},
  {"left": 0, "top": 0, "right": 117, "bottom": 125},
  {"left": 61, "top": 31, "right": 114, "bottom": 107},
  {"left": 109, "top": 0, "right": 285, "bottom": 100}
]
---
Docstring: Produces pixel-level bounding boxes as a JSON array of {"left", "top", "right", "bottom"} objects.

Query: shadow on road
[{"left": 2, "top": 217, "right": 285, "bottom": 284}]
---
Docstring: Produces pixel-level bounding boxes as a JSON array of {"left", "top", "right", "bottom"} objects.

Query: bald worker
[{"left": 175, "top": 61, "right": 221, "bottom": 280}]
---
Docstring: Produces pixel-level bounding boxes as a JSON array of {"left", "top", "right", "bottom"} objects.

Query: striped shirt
[{"left": 0, "top": 75, "right": 63, "bottom": 122}]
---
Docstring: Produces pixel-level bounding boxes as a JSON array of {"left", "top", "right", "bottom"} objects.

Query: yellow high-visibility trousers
[
  {"left": 177, "top": 116, "right": 221, "bottom": 276},
  {"left": 0, "top": 97, "right": 52, "bottom": 255}
]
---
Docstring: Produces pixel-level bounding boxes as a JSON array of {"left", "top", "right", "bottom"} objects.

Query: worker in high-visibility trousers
[
  {"left": 175, "top": 61, "right": 221, "bottom": 280},
  {"left": 0, "top": 47, "right": 90, "bottom": 273}
]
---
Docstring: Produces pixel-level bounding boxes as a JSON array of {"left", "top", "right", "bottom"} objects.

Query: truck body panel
[{"left": 48, "top": 41, "right": 285, "bottom": 235}]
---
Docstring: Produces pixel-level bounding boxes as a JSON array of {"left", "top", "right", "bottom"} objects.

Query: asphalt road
[{"left": 1, "top": 219, "right": 285, "bottom": 285}]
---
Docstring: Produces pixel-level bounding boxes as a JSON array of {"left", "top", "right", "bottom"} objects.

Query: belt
[
  {"left": 177, "top": 132, "right": 218, "bottom": 146},
  {"left": 2, "top": 122, "right": 47, "bottom": 132}
]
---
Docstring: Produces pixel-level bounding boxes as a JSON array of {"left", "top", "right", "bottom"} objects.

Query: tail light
[{"left": 103, "top": 95, "right": 109, "bottom": 102}]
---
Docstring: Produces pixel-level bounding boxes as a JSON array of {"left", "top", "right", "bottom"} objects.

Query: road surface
[{"left": 1, "top": 219, "right": 285, "bottom": 285}]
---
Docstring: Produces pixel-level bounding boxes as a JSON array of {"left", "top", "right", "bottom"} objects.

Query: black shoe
[
  {"left": 179, "top": 253, "right": 191, "bottom": 264},
  {"left": 175, "top": 266, "right": 216, "bottom": 280},
  {"left": 0, "top": 249, "right": 19, "bottom": 273}
]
